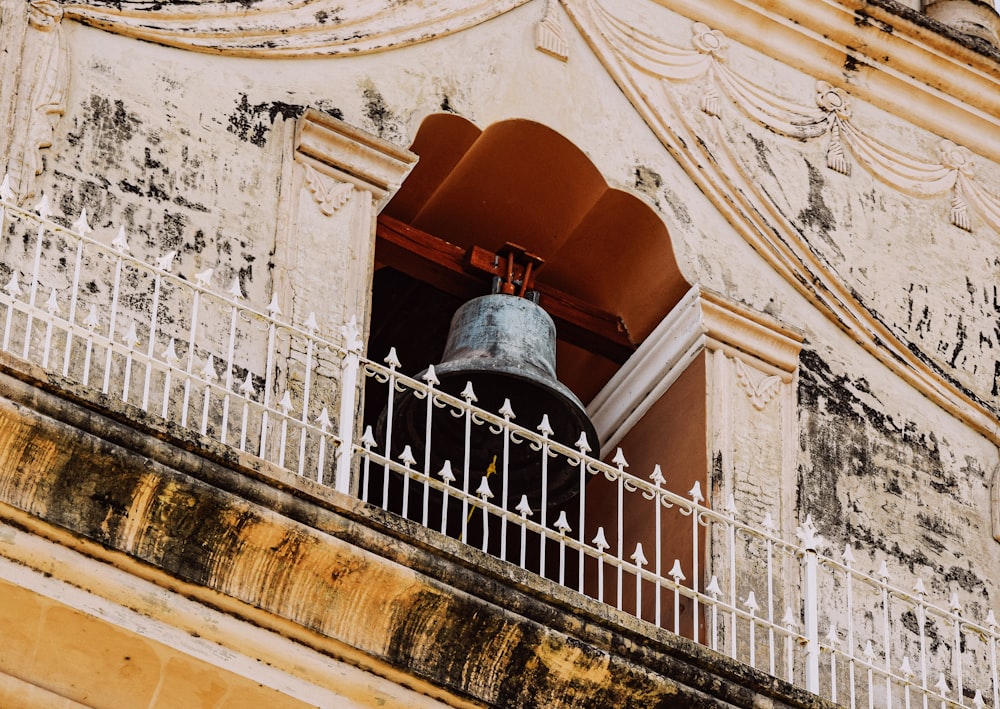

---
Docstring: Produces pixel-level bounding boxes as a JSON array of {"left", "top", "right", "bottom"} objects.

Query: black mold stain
[
  {"left": 161, "top": 212, "right": 187, "bottom": 251},
  {"left": 66, "top": 95, "right": 141, "bottom": 169},
  {"left": 362, "top": 84, "right": 401, "bottom": 141},
  {"left": 950, "top": 316, "right": 967, "bottom": 368},
  {"left": 745, "top": 133, "right": 779, "bottom": 181},
  {"left": 189, "top": 229, "right": 207, "bottom": 254},
  {"left": 798, "top": 349, "right": 989, "bottom": 596},
  {"left": 901, "top": 610, "right": 941, "bottom": 652},
  {"left": 632, "top": 165, "right": 663, "bottom": 210},
  {"left": 854, "top": 10, "right": 894, "bottom": 34},
  {"left": 314, "top": 100, "right": 344, "bottom": 121},
  {"left": 120, "top": 179, "right": 142, "bottom": 195},
  {"left": 796, "top": 160, "right": 843, "bottom": 258},
  {"left": 227, "top": 94, "right": 305, "bottom": 147},
  {"left": 173, "top": 195, "right": 209, "bottom": 213}
]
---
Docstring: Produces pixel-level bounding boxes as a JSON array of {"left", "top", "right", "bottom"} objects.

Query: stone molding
[
  {"left": 587, "top": 285, "right": 803, "bottom": 456},
  {"left": 62, "top": 0, "right": 532, "bottom": 58},
  {"left": 293, "top": 108, "right": 418, "bottom": 212}
]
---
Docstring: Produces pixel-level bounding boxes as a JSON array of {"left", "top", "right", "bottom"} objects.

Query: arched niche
[{"left": 374, "top": 113, "right": 690, "bottom": 404}]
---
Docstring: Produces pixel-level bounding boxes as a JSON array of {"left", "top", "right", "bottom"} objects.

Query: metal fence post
[
  {"left": 335, "top": 316, "right": 363, "bottom": 494},
  {"left": 797, "top": 516, "right": 823, "bottom": 694}
]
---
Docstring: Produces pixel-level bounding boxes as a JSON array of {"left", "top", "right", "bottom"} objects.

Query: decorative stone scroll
[
  {"left": 734, "top": 358, "right": 782, "bottom": 411},
  {"left": 301, "top": 163, "right": 354, "bottom": 217}
]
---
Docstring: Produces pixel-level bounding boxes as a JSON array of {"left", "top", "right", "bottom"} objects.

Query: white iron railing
[{"left": 1, "top": 184, "right": 998, "bottom": 708}]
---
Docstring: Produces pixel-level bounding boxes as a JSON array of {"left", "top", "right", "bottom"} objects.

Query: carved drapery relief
[
  {"left": 575, "top": 11, "right": 1000, "bottom": 236},
  {"left": 61, "top": 0, "right": 531, "bottom": 57},
  {"left": 4, "top": 1, "right": 69, "bottom": 205},
  {"left": 563, "top": 0, "right": 1000, "bottom": 444}
]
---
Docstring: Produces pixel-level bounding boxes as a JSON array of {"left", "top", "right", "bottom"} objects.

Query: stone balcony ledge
[{"left": 0, "top": 353, "right": 834, "bottom": 708}]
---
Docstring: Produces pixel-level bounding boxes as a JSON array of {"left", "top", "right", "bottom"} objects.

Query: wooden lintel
[{"left": 375, "top": 215, "right": 636, "bottom": 364}]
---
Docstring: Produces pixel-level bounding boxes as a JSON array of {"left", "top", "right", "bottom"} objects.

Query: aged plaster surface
[
  {"left": 562, "top": 0, "right": 1000, "bottom": 444},
  {"left": 550, "top": 0, "right": 1000, "bottom": 614},
  {"left": 3, "top": 0, "right": 1000, "bottom": 692}
]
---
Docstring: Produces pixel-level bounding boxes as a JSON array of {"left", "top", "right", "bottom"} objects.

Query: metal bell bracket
[{"left": 466, "top": 242, "right": 544, "bottom": 300}]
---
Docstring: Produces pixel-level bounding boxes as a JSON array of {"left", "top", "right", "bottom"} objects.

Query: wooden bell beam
[{"left": 375, "top": 215, "right": 637, "bottom": 364}]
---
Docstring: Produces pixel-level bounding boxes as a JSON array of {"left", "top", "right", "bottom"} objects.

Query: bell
[{"left": 384, "top": 293, "right": 598, "bottom": 509}]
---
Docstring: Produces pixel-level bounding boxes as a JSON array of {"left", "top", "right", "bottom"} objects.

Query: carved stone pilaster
[
  {"left": 1, "top": 0, "right": 69, "bottom": 205},
  {"left": 271, "top": 108, "right": 417, "bottom": 339},
  {"left": 588, "top": 285, "right": 804, "bottom": 533}
]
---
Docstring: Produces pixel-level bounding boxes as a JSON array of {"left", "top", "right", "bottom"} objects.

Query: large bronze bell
[{"left": 384, "top": 292, "right": 598, "bottom": 510}]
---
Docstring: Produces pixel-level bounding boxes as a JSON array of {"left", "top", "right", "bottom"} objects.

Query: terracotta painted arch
[{"left": 382, "top": 113, "right": 690, "bottom": 401}]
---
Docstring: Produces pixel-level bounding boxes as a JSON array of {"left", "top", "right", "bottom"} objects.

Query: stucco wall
[{"left": 3, "top": 0, "right": 1000, "bottom": 692}]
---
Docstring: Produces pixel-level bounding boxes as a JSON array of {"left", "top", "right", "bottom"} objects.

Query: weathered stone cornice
[
  {"left": 0, "top": 355, "right": 832, "bottom": 709},
  {"left": 294, "top": 108, "right": 418, "bottom": 212}
]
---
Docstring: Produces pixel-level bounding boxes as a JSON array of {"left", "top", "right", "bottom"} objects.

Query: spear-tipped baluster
[
  {"left": 34, "top": 194, "right": 52, "bottom": 219},
  {"left": 72, "top": 209, "right": 92, "bottom": 236},
  {"left": 554, "top": 510, "right": 571, "bottom": 536},
  {"left": 592, "top": 527, "right": 609, "bottom": 553},
  {"left": 111, "top": 225, "right": 129, "bottom": 253},
  {"left": 155, "top": 251, "right": 176, "bottom": 272},
  {"left": 194, "top": 268, "right": 213, "bottom": 288}
]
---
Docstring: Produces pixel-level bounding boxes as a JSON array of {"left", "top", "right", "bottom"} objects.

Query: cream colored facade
[{"left": 2, "top": 0, "right": 1000, "bottom": 706}]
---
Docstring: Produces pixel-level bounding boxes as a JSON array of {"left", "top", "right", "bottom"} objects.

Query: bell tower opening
[
  {"left": 369, "top": 114, "right": 689, "bottom": 407},
  {"left": 363, "top": 114, "right": 700, "bottom": 628}
]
